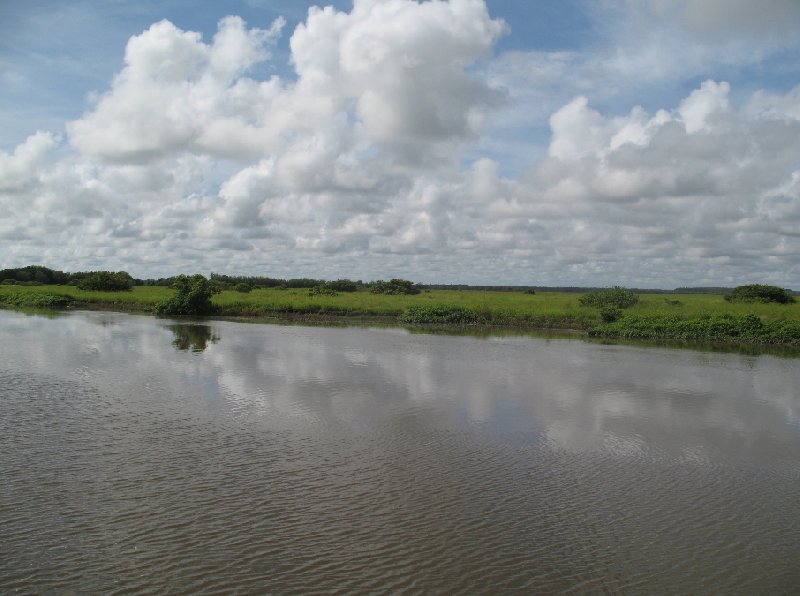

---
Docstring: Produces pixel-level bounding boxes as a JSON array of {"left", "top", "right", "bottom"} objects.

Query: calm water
[{"left": 1, "top": 309, "right": 798, "bottom": 594}]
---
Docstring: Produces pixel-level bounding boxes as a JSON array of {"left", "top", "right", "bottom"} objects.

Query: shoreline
[
  {"left": 11, "top": 300, "right": 797, "bottom": 357},
  {"left": 1, "top": 286, "right": 799, "bottom": 356}
]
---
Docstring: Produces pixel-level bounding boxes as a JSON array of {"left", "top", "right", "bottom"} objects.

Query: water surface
[{"left": 1, "top": 310, "right": 798, "bottom": 593}]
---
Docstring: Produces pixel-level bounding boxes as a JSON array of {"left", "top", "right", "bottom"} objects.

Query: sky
[{"left": 1, "top": 0, "right": 799, "bottom": 287}]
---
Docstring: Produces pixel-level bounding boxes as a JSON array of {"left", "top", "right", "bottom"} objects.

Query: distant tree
[
  {"left": 0, "top": 265, "right": 69, "bottom": 285},
  {"left": 579, "top": 286, "right": 639, "bottom": 309},
  {"left": 370, "top": 279, "right": 421, "bottom": 295},
  {"left": 308, "top": 285, "right": 338, "bottom": 297},
  {"left": 325, "top": 279, "right": 359, "bottom": 292},
  {"left": 725, "top": 284, "right": 795, "bottom": 304},
  {"left": 77, "top": 271, "right": 133, "bottom": 291},
  {"left": 155, "top": 275, "right": 220, "bottom": 316}
]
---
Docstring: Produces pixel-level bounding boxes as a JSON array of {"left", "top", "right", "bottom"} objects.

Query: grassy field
[{"left": 2, "top": 284, "right": 799, "bottom": 348}]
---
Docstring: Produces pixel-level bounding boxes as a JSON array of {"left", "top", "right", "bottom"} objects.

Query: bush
[
  {"left": 600, "top": 306, "right": 623, "bottom": 323},
  {"left": 371, "top": 279, "right": 421, "bottom": 295},
  {"left": 579, "top": 286, "right": 639, "bottom": 309},
  {"left": 401, "top": 305, "right": 480, "bottom": 325},
  {"left": 524, "top": 288, "right": 536, "bottom": 295},
  {"left": 77, "top": 271, "right": 133, "bottom": 292},
  {"left": 589, "top": 312, "right": 800, "bottom": 346},
  {"left": 155, "top": 275, "right": 219, "bottom": 316},
  {"left": 725, "top": 284, "right": 795, "bottom": 304},
  {"left": 234, "top": 283, "right": 252, "bottom": 293},
  {"left": 325, "top": 279, "right": 359, "bottom": 292},
  {"left": 308, "top": 285, "right": 338, "bottom": 297}
]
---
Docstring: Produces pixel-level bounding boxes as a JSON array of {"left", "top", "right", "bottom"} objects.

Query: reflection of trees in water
[{"left": 168, "top": 324, "right": 219, "bottom": 352}]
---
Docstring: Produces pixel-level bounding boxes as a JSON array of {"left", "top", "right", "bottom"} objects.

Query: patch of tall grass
[{"left": 590, "top": 313, "right": 800, "bottom": 346}]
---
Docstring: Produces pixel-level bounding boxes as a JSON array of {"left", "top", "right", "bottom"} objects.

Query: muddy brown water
[{"left": 1, "top": 309, "right": 798, "bottom": 593}]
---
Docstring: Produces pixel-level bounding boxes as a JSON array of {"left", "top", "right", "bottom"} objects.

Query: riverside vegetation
[{"left": 1, "top": 268, "right": 798, "bottom": 350}]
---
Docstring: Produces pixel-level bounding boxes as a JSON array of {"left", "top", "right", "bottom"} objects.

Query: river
[{"left": 1, "top": 309, "right": 798, "bottom": 593}]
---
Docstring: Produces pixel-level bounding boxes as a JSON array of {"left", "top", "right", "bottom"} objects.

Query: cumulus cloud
[
  {"left": 0, "top": 131, "right": 56, "bottom": 193},
  {"left": 1, "top": 1, "right": 799, "bottom": 287},
  {"left": 67, "top": 16, "right": 286, "bottom": 162}
]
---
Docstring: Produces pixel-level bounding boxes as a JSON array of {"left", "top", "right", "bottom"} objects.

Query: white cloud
[
  {"left": 0, "top": 131, "right": 56, "bottom": 192},
  {"left": 67, "top": 16, "right": 285, "bottom": 162},
  {"left": 677, "top": 80, "right": 731, "bottom": 134}
]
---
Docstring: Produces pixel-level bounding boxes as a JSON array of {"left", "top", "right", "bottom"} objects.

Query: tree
[
  {"left": 370, "top": 279, "right": 421, "bottom": 295},
  {"left": 325, "top": 279, "right": 359, "bottom": 292},
  {"left": 77, "top": 271, "right": 133, "bottom": 291},
  {"left": 725, "top": 284, "right": 795, "bottom": 304},
  {"left": 154, "top": 275, "right": 219, "bottom": 316},
  {"left": 579, "top": 286, "right": 639, "bottom": 309}
]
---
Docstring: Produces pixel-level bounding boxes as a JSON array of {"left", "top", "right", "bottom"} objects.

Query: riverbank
[{"left": 2, "top": 284, "right": 799, "bottom": 352}]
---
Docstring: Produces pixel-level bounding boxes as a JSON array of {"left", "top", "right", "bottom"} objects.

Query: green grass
[
  {"left": 0, "top": 284, "right": 170, "bottom": 310},
  {"left": 2, "top": 285, "right": 799, "bottom": 348}
]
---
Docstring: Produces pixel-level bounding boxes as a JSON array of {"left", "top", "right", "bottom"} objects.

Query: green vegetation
[
  {"left": 76, "top": 271, "right": 134, "bottom": 291},
  {"left": 154, "top": 275, "right": 219, "bottom": 316},
  {"left": 579, "top": 286, "right": 640, "bottom": 323},
  {"left": 400, "top": 305, "right": 480, "bottom": 325},
  {"left": 579, "top": 286, "right": 639, "bottom": 309},
  {"left": 725, "top": 284, "right": 795, "bottom": 304},
  {"left": 371, "top": 278, "right": 421, "bottom": 295},
  {"left": 0, "top": 265, "right": 70, "bottom": 285},
  {"left": 308, "top": 285, "right": 339, "bottom": 297},
  {"left": 591, "top": 313, "right": 800, "bottom": 346},
  {"left": 1, "top": 269, "right": 799, "bottom": 351},
  {"left": 0, "top": 289, "right": 74, "bottom": 309}
]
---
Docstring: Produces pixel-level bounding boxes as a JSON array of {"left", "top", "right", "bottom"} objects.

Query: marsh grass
[{"left": 3, "top": 285, "right": 799, "bottom": 347}]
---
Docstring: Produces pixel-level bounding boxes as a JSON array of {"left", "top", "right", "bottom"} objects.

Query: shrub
[
  {"left": 724, "top": 284, "right": 795, "bottom": 304},
  {"left": 234, "top": 283, "right": 252, "bottom": 293},
  {"left": 325, "top": 279, "right": 359, "bottom": 292},
  {"left": 589, "top": 313, "right": 800, "bottom": 346},
  {"left": 77, "top": 271, "right": 133, "bottom": 292},
  {"left": 524, "top": 288, "right": 536, "bottom": 295},
  {"left": 155, "top": 275, "right": 219, "bottom": 316},
  {"left": 579, "top": 286, "right": 639, "bottom": 309},
  {"left": 401, "top": 305, "right": 479, "bottom": 325},
  {"left": 371, "top": 279, "right": 421, "bottom": 295},
  {"left": 308, "top": 285, "right": 338, "bottom": 297},
  {"left": 599, "top": 306, "right": 623, "bottom": 323}
]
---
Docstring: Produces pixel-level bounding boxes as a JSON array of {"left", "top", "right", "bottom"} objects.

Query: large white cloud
[{"left": 1, "top": 1, "right": 799, "bottom": 287}]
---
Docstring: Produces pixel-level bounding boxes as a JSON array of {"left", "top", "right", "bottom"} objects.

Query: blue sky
[{"left": 1, "top": 0, "right": 799, "bottom": 286}]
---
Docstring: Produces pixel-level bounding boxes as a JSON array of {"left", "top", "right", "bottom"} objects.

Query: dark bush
[
  {"left": 155, "top": 275, "right": 219, "bottom": 316},
  {"left": 325, "top": 279, "right": 359, "bottom": 292},
  {"left": 400, "top": 305, "right": 480, "bottom": 325},
  {"left": 77, "top": 271, "right": 133, "bottom": 291},
  {"left": 600, "top": 306, "right": 623, "bottom": 323},
  {"left": 234, "top": 283, "right": 252, "bottom": 293},
  {"left": 579, "top": 286, "right": 639, "bottom": 309},
  {"left": 371, "top": 279, "right": 421, "bottom": 295},
  {"left": 308, "top": 285, "right": 338, "bottom": 297},
  {"left": 724, "top": 284, "right": 795, "bottom": 304}
]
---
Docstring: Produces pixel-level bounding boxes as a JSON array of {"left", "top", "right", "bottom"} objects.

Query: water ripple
[{"left": 1, "top": 313, "right": 799, "bottom": 593}]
